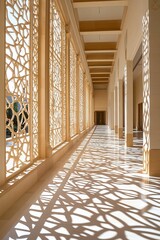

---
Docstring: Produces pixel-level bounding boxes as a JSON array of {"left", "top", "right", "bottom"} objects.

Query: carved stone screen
[
  {"left": 142, "top": 10, "right": 150, "bottom": 171},
  {"left": 70, "top": 42, "right": 77, "bottom": 138},
  {"left": 49, "top": 0, "right": 66, "bottom": 148},
  {"left": 5, "top": 0, "right": 39, "bottom": 177},
  {"left": 79, "top": 65, "right": 84, "bottom": 132},
  {"left": 86, "top": 83, "right": 89, "bottom": 128}
]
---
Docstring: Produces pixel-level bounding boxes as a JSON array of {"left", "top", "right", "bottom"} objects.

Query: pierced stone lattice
[
  {"left": 124, "top": 64, "right": 127, "bottom": 128},
  {"left": 86, "top": 82, "right": 89, "bottom": 128},
  {"left": 32, "top": 0, "right": 39, "bottom": 159},
  {"left": 79, "top": 66, "right": 84, "bottom": 132},
  {"left": 142, "top": 11, "right": 150, "bottom": 166},
  {"left": 70, "top": 42, "right": 77, "bottom": 137},
  {"left": 5, "top": 0, "right": 39, "bottom": 177},
  {"left": 49, "top": 0, "right": 66, "bottom": 148}
]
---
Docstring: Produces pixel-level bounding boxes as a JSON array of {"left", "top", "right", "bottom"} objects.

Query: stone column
[
  {"left": 83, "top": 75, "right": 86, "bottom": 130},
  {"left": 76, "top": 55, "right": 80, "bottom": 134},
  {"left": 91, "top": 89, "right": 94, "bottom": 127},
  {"left": 39, "top": 0, "right": 50, "bottom": 158},
  {"left": 66, "top": 26, "right": 71, "bottom": 142},
  {"left": 143, "top": 1, "right": 160, "bottom": 176},
  {"left": 108, "top": 91, "right": 114, "bottom": 130},
  {"left": 114, "top": 86, "right": 118, "bottom": 133},
  {"left": 118, "top": 79, "right": 123, "bottom": 138},
  {"left": 124, "top": 61, "right": 133, "bottom": 147},
  {"left": 0, "top": 0, "right": 6, "bottom": 185}
]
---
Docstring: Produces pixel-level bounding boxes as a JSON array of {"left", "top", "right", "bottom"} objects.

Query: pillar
[
  {"left": 108, "top": 91, "right": 114, "bottom": 130},
  {"left": 118, "top": 79, "right": 123, "bottom": 138},
  {"left": 114, "top": 86, "right": 118, "bottom": 133},
  {"left": 143, "top": 2, "right": 160, "bottom": 176},
  {"left": 124, "top": 61, "right": 133, "bottom": 147},
  {"left": 84, "top": 76, "right": 87, "bottom": 130},
  {"left": 66, "top": 26, "right": 71, "bottom": 141},
  {"left": 76, "top": 55, "right": 80, "bottom": 134},
  {"left": 91, "top": 89, "right": 94, "bottom": 127},
  {"left": 39, "top": 0, "right": 50, "bottom": 157},
  {"left": 0, "top": 0, "right": 6, "bottom": 185}
]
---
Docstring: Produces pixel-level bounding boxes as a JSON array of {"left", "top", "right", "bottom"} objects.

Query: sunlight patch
[
  {"left": 74, "top": 208, "right": 93, "bottom": 218},
  {"left": 15, "top": 222, "right": 30, "bottom": 231},
  {"left": 120, "top": 199, "right": 148, "bottom": 210},
  {"left": 71, "top": 214, "right": 90, "bottom": 224},
  {"left": 84, "top": 225, "right": 103, "bottom": 231},
  {"left": 55, "top": 227, "right": 70, "bottom": 235},
  {"left": 111, "top": 211, "right": 141, "bottom": 226},
  {"left": 98, "top": 230, "right": 117, "bottom": 239},
  {"left": 125, "top": 231, "right": 148, "bottom": 240},
  {"left": 52, "top": 214, "right": 67, "bottom": 222},
  {"left": 29, "top": 210, "right": 42, "bottom": 218},
  {"left": 15, "top": 229, "right": 30, "bottom": 238},
  {"left": 106, "top": 215, "right": 124, "bottom": 228}
]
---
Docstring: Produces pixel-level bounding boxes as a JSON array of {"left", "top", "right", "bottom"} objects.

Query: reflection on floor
[{"left": 0, "top": 126, "right": 160, "bottom": 240}]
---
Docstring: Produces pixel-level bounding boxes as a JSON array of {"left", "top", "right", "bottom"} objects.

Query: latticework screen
[
  {"left": 79, "top": 65, "right": 84, "bottom": 132},
  {"left": 49, "top": 0, "right": 66, "bottom": 148},
  {"left": 142, "top": 10, "right": 150, "bottom": 170},
  {"left": 5, "top": 0, "right": 39, "bottom": 177},
  {"left": 70, "top": 42, "right": 77, "bottom": 137},
  {"left": 86, "top": 82, "right": 89, "bottom": 128}
]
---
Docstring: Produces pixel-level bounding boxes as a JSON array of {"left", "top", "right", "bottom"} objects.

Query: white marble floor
[{"left": 0, "top": 126, "right": 160, "bottom": 240}]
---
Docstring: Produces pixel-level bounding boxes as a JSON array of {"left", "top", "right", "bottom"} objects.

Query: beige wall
[
  {"left": 108, "top": 0, "right": 148, "bottom": 128},
  {"left": 94, "top": 89, "right": 108, "bottom": 124}
]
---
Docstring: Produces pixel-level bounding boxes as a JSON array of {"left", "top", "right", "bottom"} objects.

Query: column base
[
  {"left": 114, "top": 125, "right": 118, "bottom": 134},
  {"left": 143, "top": 149, "right": 160, "bottom": 176},
  {"left": 118, "top": 128, "right": 123, "bottom": 138},
  {"left": 125, "top": 133, "right": 133, "bottom": 147}
]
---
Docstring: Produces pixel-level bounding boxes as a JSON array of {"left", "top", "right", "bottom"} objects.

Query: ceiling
[{"left": 71, "top": 0, "right": 128, "bottom": 90}]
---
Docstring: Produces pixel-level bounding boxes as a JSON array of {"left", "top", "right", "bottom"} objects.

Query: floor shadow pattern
[{"left": 1, "top": 126, "right": 160, "bottom": 240}]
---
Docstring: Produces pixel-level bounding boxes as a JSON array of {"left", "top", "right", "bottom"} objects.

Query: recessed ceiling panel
[
  {"left": 71, "top": 0, "right": 128, "bottom": 87},
  {"left": 77, "top": 6, "right": 124, "bottom": 21},
  {"left": 83, "top": 34, "right": 119, "bottom": 42}
]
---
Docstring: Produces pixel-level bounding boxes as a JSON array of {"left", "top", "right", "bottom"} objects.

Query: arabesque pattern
[
  {"left": 86, "top": 81, "right": 89, "bottom": 128},
  {"left": 49, "top": 0, "right": 66, "bottom": 148},
  {"left": 70, "top": 42, "right": 77, "bottom": 137},
  {"left": 5, "top": 0, "right": 39, "bottom": 177},
  {"left": 142, "top": 10, "right": 150, "bottom": 169},
  {"left": 2, "top": 126, "right": 160, "bottom": 240},
  {"left": 32, "top": 0, "right": 39, "bottom": 159},
  {"left": 79, "top": 65, "right": 84, "bottom": 132}
]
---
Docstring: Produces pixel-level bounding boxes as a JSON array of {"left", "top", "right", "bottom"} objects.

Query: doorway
[
  {"left": 138, "top": 102, "right": 143, "bottom": 131},
  {"left": 95, "top": 111, "right": 106, "bottom": 125}
]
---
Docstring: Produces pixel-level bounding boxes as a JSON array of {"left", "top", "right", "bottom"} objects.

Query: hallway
[{"left": 0, "top": 126, "right": 160, "bottom": 240}]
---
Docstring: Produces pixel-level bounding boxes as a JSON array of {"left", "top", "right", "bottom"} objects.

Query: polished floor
[{"left": 0, "top": 126, "right": 160, "bottom": 240}]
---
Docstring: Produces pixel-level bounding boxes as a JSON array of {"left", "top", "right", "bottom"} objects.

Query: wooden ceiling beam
[
  {"left": 90, "top": 74, "right": 110, "bottom": 78},
  {"left": 85, "top": 42, "right": 116, "bottom": 51},
  {"left": 87, "top": 59, "right": 115, "bottom": 62},
  {"left": 88, "top": 61, "right": 113, "bottom": 66},
  {"left": 89, "top": 66, "right": 112, "bottom": 69},
  {"left": 91, "top": 76, "right": 109, "bottom": 79},
  {"left": 90, "top": 68, "right": 111, "bottom": 73},
  {"left": 79, "top": 20, "right": 121, "bottom": 33},
  {"left": 93, "top": 81, "right": 109, "bottom": 84},
  {"left": 86, "top": 53, "right": 114, "bottom": 60},
  {"left": 85, "top": 49, "right": 117, "bottom": 53},
  {"left": 85, "top": 42, "right": 117, "bottom": 53},
  {"left": 92, "top": 79, "right": 109, "bottom": 81}
]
